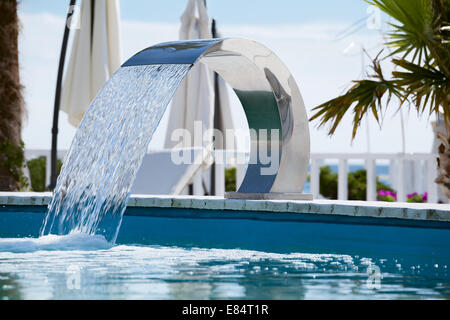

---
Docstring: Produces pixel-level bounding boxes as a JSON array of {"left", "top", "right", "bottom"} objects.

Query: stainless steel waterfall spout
[{"left": 123, "top": 38, "right": 312, "bottom": 200}]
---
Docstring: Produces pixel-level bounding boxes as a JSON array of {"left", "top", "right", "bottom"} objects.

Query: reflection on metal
[{"left": 123, "top": 38, "right": 311, "bottom": 199}]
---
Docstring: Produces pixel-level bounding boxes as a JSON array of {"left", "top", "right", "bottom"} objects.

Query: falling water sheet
[{"left": 41, "top": 64, "right": 192, "bottom": 243}]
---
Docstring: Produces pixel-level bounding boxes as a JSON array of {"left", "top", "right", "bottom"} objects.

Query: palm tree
[
  {"left": 310, "top": 0, "right": 450, "bottom": 197},
  {"left": 0, "top": 0, "right": 26, "bottom": 191}
]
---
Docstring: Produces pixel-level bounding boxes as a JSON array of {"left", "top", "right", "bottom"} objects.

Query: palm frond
[
  {"left": 312, "top": 0, "right": 450, "bottom": 141},
  {"left": 367, "top": 0, "right": 450, "bottom": 76},
  {"left": 310, "top": 57, "right": 402, "bottom": 139},
  {"left": 392, "top": 58, "right": 449, "bottom": 117},
  {"left": 371, "top": 0, "right": 434, "bottom": 59}
]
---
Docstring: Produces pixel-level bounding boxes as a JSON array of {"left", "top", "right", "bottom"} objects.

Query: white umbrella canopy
[
  {"left": 164, "top": 0, "right": 235, "bottom": 150},
  {"left": 61, "top": 0, "right": 122, "bottom": 127}
]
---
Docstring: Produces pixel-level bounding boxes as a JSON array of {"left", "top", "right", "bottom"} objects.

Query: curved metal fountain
[
  {"left": 124, "top": 38, "right": 311, "bottom": 200},
  {"left": 42, "top": 38, "right": 311, "bottom": 242}
]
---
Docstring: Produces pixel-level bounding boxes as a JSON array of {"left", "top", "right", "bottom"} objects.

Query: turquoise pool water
[
  {"left": 1, "top": 206, "right": 449, "bottom": 300},
  {"left": 0, "top": 234, "right": 448, "bottom": 300}
]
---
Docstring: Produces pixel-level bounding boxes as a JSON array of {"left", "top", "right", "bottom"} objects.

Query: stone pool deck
[{"left": 0, "top": 192, "right": 449, "bottom": 222}]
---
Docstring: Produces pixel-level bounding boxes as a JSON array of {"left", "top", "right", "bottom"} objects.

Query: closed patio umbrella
[
  {"left": 50, "top": 0, "right": 122, "bottom": 188},
  {"left": 61, "top": 0, "right": 122, "bottom": 127},
  {"left": 164, "top": 0, "right": 215, "bottom": 149},
  {"left": 163, "top": 0, "right": 235, "bottom": 195}
]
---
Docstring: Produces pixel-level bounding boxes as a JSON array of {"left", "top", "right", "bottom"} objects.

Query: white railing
[
  {"left": 24, "top": 150, "right": 440, "bottom": 203},
  {"left": 310, "top": 153, "right": 439, "bottom": 203}
]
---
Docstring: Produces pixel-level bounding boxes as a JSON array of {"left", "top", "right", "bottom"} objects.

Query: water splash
[
  {"left": 0, "top": 234, "right": 112, "bottom": 253},
  {"left": 41, "top": 64, "right": 191, "bottom": 242}
]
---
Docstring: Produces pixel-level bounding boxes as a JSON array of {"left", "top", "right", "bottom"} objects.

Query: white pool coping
[{"left": 0, "top": 192, "right": 449, "bottom": 222}]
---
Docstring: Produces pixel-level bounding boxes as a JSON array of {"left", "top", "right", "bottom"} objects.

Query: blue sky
[
  {"left": 21, "top": 0, "right": 369, "bottom": 25},
  {"left": 17, "top": 0, "right": 434, "bottom": 154}
]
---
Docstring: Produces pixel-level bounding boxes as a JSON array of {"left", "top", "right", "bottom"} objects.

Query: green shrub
[
  {"left": 26, "top": 157, "right": 63, "bottom": 192},
  {"left": 319, "top": 166, "right": 395, "bottom": 201},
  {"left": 377, "top": 189, "right": 397, "bottom": 202},
  {"left": 27, "top": 156, "right": 46, "bottom": 192},
  {"left": 407, "top": 192, "right": 427, "bottom": 203},
  {"left": 0, "top": 140, "right": 28, "bottom": 190},
  {"left": 320, "top": 166, "right": 338, "bottom": 200},
  {"left": 348, "top": 169, "right": 393, "bottom": 200},
  {"left": 225, "top": 167, "right": 236, "bottom": 192}
]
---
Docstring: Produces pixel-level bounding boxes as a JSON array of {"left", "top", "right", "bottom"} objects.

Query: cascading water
[{"left": 41, "top": 64, "right": 191, "bottom": 243}]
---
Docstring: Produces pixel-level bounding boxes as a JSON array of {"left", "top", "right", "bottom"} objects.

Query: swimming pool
[{"left": 1, "top": 194, "right": 449, "bottom": 299}]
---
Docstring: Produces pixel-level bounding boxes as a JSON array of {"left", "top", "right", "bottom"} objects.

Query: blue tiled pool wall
[{"left": 1, "top": 206, "right": 449, "bottom": 268}]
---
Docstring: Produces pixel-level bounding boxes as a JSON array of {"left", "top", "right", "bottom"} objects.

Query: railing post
[
  {"left": 397, "top": 158, "right": 405, "bottom": 202},
  {"left": 427, "top": 157, "right": 438, "bottom": 203},
  {"left": 23, "top": 150, "right": 31, "bottom": 186},
  {"left": 214, "top": 151, "right": 225, "bottom": 196},
  {"left": 389, "top": 160, "right": 397, "bottom": 191},
  {"left": 45, "top": 151, "right": 51, "bottom": 189},
  {"left": 310, "top": 159, "right": 320, "bottom": 199},
  {"left": 193, "top": 171, "right": 203, "bottom": 195},
  {"left": 235, "top": 163, "right": 245, "bottom": 191},
  {"left": 338, "top": 159, "right": 348, "bottom": 200},
  {"left": 366, "top": 159, "right": 376, "bottom": 201},
  {"left": 413, "top": 159, "right": 422, "bottom": 193}
]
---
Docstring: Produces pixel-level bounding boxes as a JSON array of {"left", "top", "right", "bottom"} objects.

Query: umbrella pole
[
  {"left": 210, "top": 18, "right": 221, "bottom": 195},
  {"left": 49, "top": 0, "right": 77, "bottom": 189}
]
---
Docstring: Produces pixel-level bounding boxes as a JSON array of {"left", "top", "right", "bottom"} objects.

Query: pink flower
[
  {"left": 387, "top": 191, "right": 397, "bottom": 200},
  {"left": 407, "top": 192, "right": 418, "bottom": 199},
  {"left": 377, "top": 189, "right": 397, "bottom": 202}
]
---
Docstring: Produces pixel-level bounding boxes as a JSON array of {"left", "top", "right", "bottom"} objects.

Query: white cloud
[{"left": 18, "top": 12, "right": 434, "bottom": 155}]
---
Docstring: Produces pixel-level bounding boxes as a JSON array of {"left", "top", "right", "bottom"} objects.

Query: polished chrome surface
[
  {"left": 122, "top": 38, "right": 310, "bottom": 194},
  {"left": 122, "top": 39, "right": 221, "bottom": 66}
]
